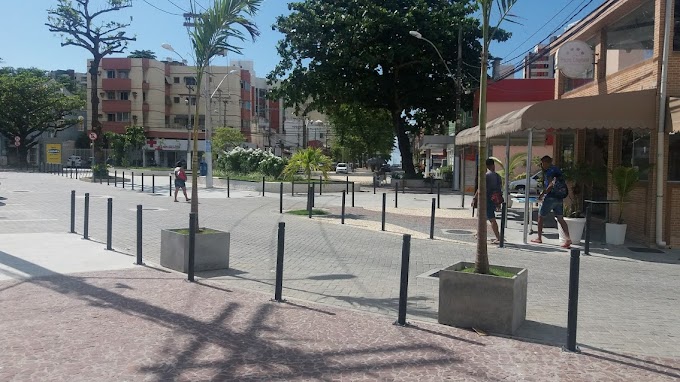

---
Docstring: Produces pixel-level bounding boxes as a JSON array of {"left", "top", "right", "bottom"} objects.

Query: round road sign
[
  {"left": 89, "top": 131, "right": 98, "bottom": 141},
  {"left": 14, "top": 141, "right": 20, "bottom": 147},
  {"left": 14, "top": 136, "right": 20, "bottom": 143}
]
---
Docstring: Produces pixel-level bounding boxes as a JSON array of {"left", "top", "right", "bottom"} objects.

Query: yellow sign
[{"left": 46, "top": 144, "right": 62, "bottom": 164}]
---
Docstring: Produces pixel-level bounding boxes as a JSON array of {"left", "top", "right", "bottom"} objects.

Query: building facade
[{"left": 523, "top": 40, "right": 556, "bottom": 79}]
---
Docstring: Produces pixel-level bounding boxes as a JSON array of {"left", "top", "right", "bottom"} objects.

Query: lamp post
[{"left": 162, "top": 43, "right": 194, "bottom": 171}]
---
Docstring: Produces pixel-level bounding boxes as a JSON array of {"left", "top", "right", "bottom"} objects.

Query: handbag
[{"left": 491, "top": 190, "right": 504, "bottom": 206}]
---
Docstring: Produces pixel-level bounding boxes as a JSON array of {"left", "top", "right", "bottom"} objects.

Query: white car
[
  {"left": 508, "top": 171, "right": 541, "bottom": 193},
  {"left": 67, "top": 155, "right": 82, "bottom": 167},
  {"left": 335, "top": 162, "right": 348, "bottom": 174}
]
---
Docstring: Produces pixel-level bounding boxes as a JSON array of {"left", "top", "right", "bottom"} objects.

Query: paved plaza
[{"left": 1, "top": 170, "right": 679, "bottom": 380}]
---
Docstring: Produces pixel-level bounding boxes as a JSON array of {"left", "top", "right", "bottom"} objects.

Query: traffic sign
[
  {"left": 14, "top": 136, "right": 20, "bottom": 143},
  {"left": 14, "top": 141, "right": 20, "bottom": 147},
  {"left": 89, "top": 131, "right": 98, "bottom": 141}
]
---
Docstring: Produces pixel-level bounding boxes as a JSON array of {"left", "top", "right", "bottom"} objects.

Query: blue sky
[{"left": 2, "top": 0, "right": 604, "bottom": 77}]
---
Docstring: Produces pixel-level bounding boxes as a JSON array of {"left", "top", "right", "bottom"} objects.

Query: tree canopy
[
  {"left": 269, "top": 0, "right": 509, "bottom": 176},
  {"left": 127, "top": 49, "right": 156, "bottom": 59},
  {"left": 0, "top": 68, "right": 83, "bottom": 161},
  {"left": 327, "top": 104, "right": 394, "bottom": 163},
  {"left": 213, "top": 127, "right": 245, "bottom": 154}
]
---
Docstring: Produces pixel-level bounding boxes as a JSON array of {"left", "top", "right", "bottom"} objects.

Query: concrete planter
[
  {"left": 438, "top": 261, "right": 528, "bottom": 335},
  {"left": 605, "top": 223, "right": 627, "bottom": 245},
  {"left": 160, "top": 228, "right": 230, "bottom": 273}
]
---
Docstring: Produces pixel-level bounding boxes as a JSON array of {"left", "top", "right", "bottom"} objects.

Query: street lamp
[
  {"left": 409, "top": 31, "right": 454, "bottom": 77},
  {"left": 163, "top": 42, "right": 196, "bottom": 171}
]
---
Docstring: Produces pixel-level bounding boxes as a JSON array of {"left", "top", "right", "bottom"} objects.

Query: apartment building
[
  {"left": 87, "top": 57, "right": 283, "bottom": 167},
  {"left": 522, "top": 40, "right": 556, "bottom": 79}
]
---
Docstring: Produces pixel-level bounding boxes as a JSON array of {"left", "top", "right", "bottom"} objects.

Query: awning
[
  {"left": 419, "top": 135, "right": 455, "bottom": 151},
  {"left": 668, "top": 97, "right": 680, "bottom": 132},
  {"left": 456, "top": 89, "right": 657, "bottom": 145}
]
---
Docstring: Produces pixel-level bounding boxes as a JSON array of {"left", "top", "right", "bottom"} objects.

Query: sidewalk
[{"left": 0, "top": 234, "right": 677, "bottom": 381}]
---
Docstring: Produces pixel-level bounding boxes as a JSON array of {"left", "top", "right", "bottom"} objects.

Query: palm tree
[
  {"left": 187, "top": 0, "right": 262, "bottom": 221},
  {"left": 475, "top": 0, "right": 519, "bottom": 274},
  {"left": 282, "top": 148, "right": 332, "bottom": 181}
]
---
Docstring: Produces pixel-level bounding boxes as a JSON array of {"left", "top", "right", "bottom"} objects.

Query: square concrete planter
[
  {"left": 438, "top": 262, "right": 527, "bottom": 335},
  {"left": 160, "top": 228, "right": 230, "bottom": 273}
]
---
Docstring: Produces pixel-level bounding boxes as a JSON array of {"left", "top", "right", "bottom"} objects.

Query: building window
[
  {"left": 240, "top": 81, "right": 251, "bottom": 91},
  {"left": 107, "top": 113, "right": 115, "bottom": 121},
  {"left": 184, "top": 77, "right": 196, "bottom": 86},
  {"left": 106, "top": 70, "right": 116, "bottom": 79},
  {"left": 621, "top": 131, "right": 651, "bottom": 180},
  {"left": 106, "top": 91, "right": 116, "bottom": 100},
  {"left": 173, "top": 77, "right": 180, "bottom": 84},
  {"left": 669, "top": 134, "right": 680, "bottom": 180},
  {"left": 605, "top": 0, "right": 654, "bottom": 76},
  {"left": 119, "top": 91, "right": 129, "bottom": 100},
  {"left": 118, "top": 70, "right": 129, "bottom": 79},
  {"left": 174, "top": 96, "right": 180, "bottom": 104},
  {"left": 674, "top": 0, "right": 680, "bottom": 51},
  {"left": 143, "top": 92, "right": 147, "bottom": 102},
  {"left": 242, "top": 101, "right": 251, "bottom": 110},
  {"left": 117, "top": 112, "right": 131, "bottom": 122}
]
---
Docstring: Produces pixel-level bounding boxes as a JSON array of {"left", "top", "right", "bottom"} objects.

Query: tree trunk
[
  {"left": 475, "top": 9, "right": 491, "bottom": 275},
  {"left": 392, "top": 110, "right": 416, "bottom": 176},
  {"left": 89, "top": 57, "right": 105, "bottom": 165},
  {"left": 190, "top": 70, "right": 204, "bottom": 226}
]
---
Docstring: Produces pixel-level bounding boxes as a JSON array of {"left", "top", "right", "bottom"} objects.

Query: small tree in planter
[
  {"left": 606, "top": 165, "right": 640, "bottom": 245},
  {"left": 282, "top": 148, "right": 332, "bottom": 182}
]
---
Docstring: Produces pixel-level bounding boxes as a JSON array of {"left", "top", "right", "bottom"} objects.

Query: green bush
[{"left": 216, "top": 147, "right": 287, "bottom": 178}]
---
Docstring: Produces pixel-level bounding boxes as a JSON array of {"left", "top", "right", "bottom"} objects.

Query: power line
[
  {"left": 141, "top": 0, "right": 182, "bottom": 15},
  {"left": 166, "top": 0, "right": 188, "bottom": 13}
]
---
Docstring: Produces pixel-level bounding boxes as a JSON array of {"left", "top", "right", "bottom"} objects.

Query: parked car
[
  {"left": 379, "top": 163, "right": 391, "bottom": 172},
  {"left": 336, "top": 162, "right": 348, "bottom": 174},
  {"left": 508, "top": 171, "right": 541, "bottom": 193},
  {"left": 67, "top": 155, "right": 82, "bottom": 167}
]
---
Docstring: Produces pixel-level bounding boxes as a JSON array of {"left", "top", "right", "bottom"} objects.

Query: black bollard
[
  {"left": 381, "top": 193, "right": 386, "bottom": 231},
  {"left": 141, "top": 173, "right": 144, "bottom": 192},
  {"left": 279, "top": 182, "right": 283, "bottom": 214},
  {"left": 430, "top": 198, "right": 436, "bottom": 240},
  {"left": 188, "top": 212, "right": 197, "bottom": 282},
  {"left": 341, "top": 190, "right": 346, "bottom": 224},
  {"left": 70, "top": 190, "right": 76, "bottom": 233},
  {"left": 311, "top": 182, "right": 315, "bottom": 208},
  {"left": 106, "top": 198, "right": 113, "bottom": 250},
  {"left": 274, "top": 222, "right": 286, "bottom": 302},
  {"left": 122, "top": 171, "right": 125, "bottom": 188},
  {"left": 291, "top": 180, "right": 294, "bottom": 197},
  {"left": 565, "top": 249, "right": 581, "bottom": 353},
  {"left": 83, "top": 193, "right": 89, "bottom": 240},
  {"left": 584, "top": 205, "right": 591, "bottom": 255},
  {"left": 346, "top": 176, "right": 349, "bottom": 193},
  {"left": 351, "top": 182, "right": 355, "bottom": 207},
  {"left": 114, "top": 171, "right": 117, "bottom": 187},
  {"left": 319, "top": 176, "right": 322, "bottom": 195},
  {"left": 227, "top": 176, "right": 230, "bottom": 198},
  {"left": 395, "top": 182, "right": 398, "bottom": 208},
  {"left": 131, "top": 172, "right": 135, "bottom": 190},
  {"left": 169, "top": 175, "right": 172, "bottom": 196},
  {"left": 395, "top": 234, "right": 412, "bottom": 326},
  {"left": 107, "top": 171, "right": 110, "bottom": 185},
  {"left": 136, "top": 205, "right": 143, "bottom": 265},
  {"left": 437, "top": 183, "right": 441, "bottom": 209},
  {"left": 500, "top": 202, "right": 507, "bottom": 248},
  {"left": 373, "top": 174, "right": 376, "bottom": 194},
  {"left": 307, "top": 186, "right": 313, "bottom": 219},
  {"left": 75, "top": 165, "right": 79, "bottom": 179},
  {"left": 262, "top": 176, "right": 265, "bottom": 197},
  {"left": 152, "top": 174, "right": 155, "bottom": 193}
]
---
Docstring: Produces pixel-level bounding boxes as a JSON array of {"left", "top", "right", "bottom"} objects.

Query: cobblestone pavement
[
  {"left": 1, "top": 172, "right": 680, "bottom": 360},
  {"left": 0, "top": 267, "right": 678, "bottom": 381}
]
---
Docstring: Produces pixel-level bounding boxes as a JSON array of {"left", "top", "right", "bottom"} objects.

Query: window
[
  {"left": 119, "top": 91, "right": 129, "bottom": 100},
  {"left": 621, "top": 131, "right": 651, "bottom": 180},
  {"left": 174, "top": 97, "right": 180, "bottom": 104},
  {"left": 107, "top": 113, "right": 115, "bottom": 121},
  {"left": 117, "top": 112, "right": 131, "bottom": 122},
  {"left": 106, "top": 70, "right": 116, "bottom": 79},
  {"left": 184, "top": 77, "right": 196, "bottom": 86},
  {"left": 669, "top": 134, "right": 680, "bottom": 180},
  {"left": 173, "top": 77, "right": 180, "bottom": 84},
  {"left": 606, "top": 0, "right": 654, "bottom": 76},
  {"left": 242, "top": 101, "right": 251, "bottom": 110},
  {"left": 240, "top": 81, "right": 251, "bottom": 90},
  {"left": 118, "top": 70, "right": 129, "bottom": 79},
  {"left": 674, "top": 0, "right": 680, "bottom": 51},
  {"left": 106, "top": 91, "right": 115, "bottom": 100}
]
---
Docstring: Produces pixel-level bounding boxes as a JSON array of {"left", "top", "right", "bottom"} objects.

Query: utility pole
[{"left": 454, "top": 25, "right": 463, "bottom": 191}]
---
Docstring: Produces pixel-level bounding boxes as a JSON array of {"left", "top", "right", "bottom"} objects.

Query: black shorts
[{"left": 174, "top": 179, "right": 186, "bottom": 188}]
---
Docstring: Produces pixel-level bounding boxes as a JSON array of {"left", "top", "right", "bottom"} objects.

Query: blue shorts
[
  {"left": 539, "top": 197, "right": 563, "bottom": 217},
  {"left": 486, "top": 196, "right": 497, "bottom": 220},
  {"left": 174, "top": 179, "right": 186, "bottom": 188}
]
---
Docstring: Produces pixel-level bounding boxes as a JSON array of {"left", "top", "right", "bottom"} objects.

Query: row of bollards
[
  {"left": 53, "top": 166, "right": 164, "bottom": 195},
  {"left": 69, "top": 190, "right": 144, "bottom": 266}
]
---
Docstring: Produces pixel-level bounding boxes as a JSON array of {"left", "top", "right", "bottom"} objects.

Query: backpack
[
  {"left": 551, "top": 176, "right": 568, "bottom": 199},
  {"left": 176, "top": 169, "right": 187, "bottom": 181}
]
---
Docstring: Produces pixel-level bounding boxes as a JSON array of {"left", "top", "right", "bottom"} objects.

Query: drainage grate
[
  {"left": 443, "top": 229, "right": 474, "bottom": 235},
  {"left": 628, "top": 247, "right": 665, "bottom": 254}
]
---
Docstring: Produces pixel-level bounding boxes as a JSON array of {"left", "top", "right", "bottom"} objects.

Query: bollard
[
  {"left": 114, "top": 171, "right": 117, "bottom": 187},
  {"left": 430, "top": 198, "right": 436, "bottom": 239},
  {"left": 437, "top": 183, "right": 441, "bottom": 209},
  {"left": 274, "top": 222, "right": 286, "bottom": 302},
  {"left": 311, "top": 182, "right": 315, "bottom": 208},
  {"left": 152, "top": 174, "right": 155, "bottom": 193},
  {"left": 122, "top": 171, "right": 125, "bottom": 188},
  {"left": 584, "top": 205, "right": 591, "bottom": 255},
  {"left": 381, "top": 193, "right": 386, "bottom": 231},
  {"left": 76, "top": 166, "right": 79, "bottom": 179},
  {"left": 373, "top": 175, "right": 376, "bottom": 194},
  {"left": 83, "top": 193, "right": 90, "bottom": 240},
  {"left": 395, "top": 182, "right": 398, "bottom": 208},
  {"left": 107, "top": 171, "right": 110, "bottom": 185},
  {"left": 131, "top": 172, "right": 135, "bottom": 190},
  {"left": 346, "top": 176, "right": 349, "bottom": 193},
  {"left": 319, "top": 175, "right": 322, "bottom": 195},
  {"left": 262, "top": 176, "right": 265, "bottom": 197},
  {"left": 169, "top": 175, "right": 172, "bottom": 196},
  {"left": 500, "top": 202, "right": 507, "bottom": 248},
  {"left": 395, "top": 234, "right": 412, "bottom": 326},
  {"left": 341, "top": 190, "right": 346, "bottom": 224},
  {"left": 141, "top": 173, "right": 144, "bottom": 192},
  {"left": 565, "top": 249, "right": 581, "bottom": 353},
  {"left": 227, "top": 176, "right": 230, "bottom": 198},
  {"left": 351, "top": 182, "right": 355, "bottom": 207},
  {"left": 308, "top": 186, "right": 313, "bottom": 219},
  {"left": 291, "top": 180, "right": 294, "bottom": 197},
  {"left": 279, "top": 182, "right": 283, "bottom": 214},
  {"left": 188, "top": 212, "right": 197, "bottom": 282},
  {"left": 70, "top": 190, "right": 76, "bottom": 233},
  {"left": 136, "top": 205, "right": 143, "bottom": 265},
  {"left": 106, "top": 198, "right": 113, "bottom": 250}
]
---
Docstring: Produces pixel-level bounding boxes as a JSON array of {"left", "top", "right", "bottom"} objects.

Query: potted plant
[{"left": 606, "top": 166, "right": 640, "bottom": 245}]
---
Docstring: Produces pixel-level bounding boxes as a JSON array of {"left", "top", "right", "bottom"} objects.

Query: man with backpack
[{"left": 531, "top": 155, "right": 571, "bottom": 248}]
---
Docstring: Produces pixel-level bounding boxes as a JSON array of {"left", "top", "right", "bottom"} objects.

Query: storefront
[{"left": 144, "top": 138, "right": 205, "bottom": 168}]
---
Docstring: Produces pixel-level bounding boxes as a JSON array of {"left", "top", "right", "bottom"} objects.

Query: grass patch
[
  {"left": 459, "top": 267, "right": 516, "bottom": 278},
  {"left": 170, "top": 228, "right": 222, "bottom": 235},
  {"left": 287, "top": 209, "right": 328, "bottom": 216}
]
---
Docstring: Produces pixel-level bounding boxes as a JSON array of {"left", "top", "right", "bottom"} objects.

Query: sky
[{"left": 2, "top": 0, "right": 605, "bottom": 78}]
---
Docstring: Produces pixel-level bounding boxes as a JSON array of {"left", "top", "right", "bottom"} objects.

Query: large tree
[
  {"left": 0, "top": 69, "right": 83, "bottom": 163},
  {"left": 46, "top": 0, "right": 136, "bottom": 167},
  {"left": 327, "top": 104, "right": 394, "bottom": 163},
  {"left": 268, "top": 0, "right": 508, "bottom": 177}
]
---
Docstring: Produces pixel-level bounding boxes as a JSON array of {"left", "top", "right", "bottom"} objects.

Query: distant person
[
  {"left": 173, "top": 161, "right": 190, "bottom": 203},
  {"left": 472, "top": 158, "right": 502, "bottom": 244},
  {"left": 531, "top": 155, "right": 571, "bottom": 248}
]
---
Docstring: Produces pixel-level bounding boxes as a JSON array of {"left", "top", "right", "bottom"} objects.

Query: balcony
[
  {"left": 102, "top": 100, "right": 132, "bottom": 113},
  {"left": 102, "top": 78, "right": 132, "bottom": 91},
  {"left": 101, "top": 58, "right": 131, "bottom": 70},
  {"left": 102, "top": 122, "right": 128, "bottom": 134}
]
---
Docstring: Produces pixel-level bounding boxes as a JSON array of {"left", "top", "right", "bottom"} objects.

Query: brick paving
[
  {"left": 0, "top": 267, "right": 678, "bottom": 381},
  {"left": 1, "top": 171, "right": 680, "bottom": 361}
]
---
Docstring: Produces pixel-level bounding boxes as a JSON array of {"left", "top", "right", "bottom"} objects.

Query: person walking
[
  {"left": 173, "top": 161, "right": 191, "bottom": 203},
  {"left": 472, "top": 158, "right": 502, "bottom": 244},
  {"left": 531, "top": 155, "right": 571, "bottom": 248}
]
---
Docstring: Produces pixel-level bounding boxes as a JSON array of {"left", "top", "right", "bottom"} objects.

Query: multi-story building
[
  {"left": 522, "top": 40, "right": 556, "bottom": 79},
  {"left": 87, "top": 57, "right": 283, "bottom": 167}
]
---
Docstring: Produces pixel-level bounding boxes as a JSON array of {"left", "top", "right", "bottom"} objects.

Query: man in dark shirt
[
  {"left": 531, "top": 155, "right": 571, "bottom": 248},
  {"left": 472, "top": 158, "right": 502, "bottom": 244}
]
